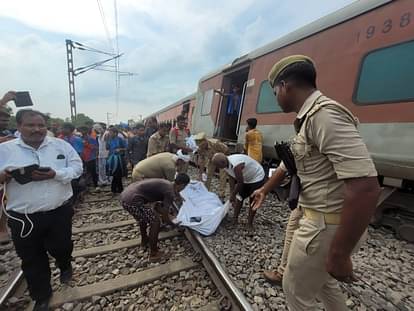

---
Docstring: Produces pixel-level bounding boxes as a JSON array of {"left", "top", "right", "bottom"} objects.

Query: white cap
[{"left": 176, "top": 149, "right": 190, "bottom": 162}]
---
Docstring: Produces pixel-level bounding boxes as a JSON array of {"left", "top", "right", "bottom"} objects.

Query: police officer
[
  {"left": 194, "top": 132, "right": 229, "bottom": 199},
  {"left": 252, "top": 55, "right": 380, "bottom": 310},
  {"left": 147, "top": 123, "right": 170, "bottom": 158},
  {"left": 169, "top": 115, "right": 192, "bottom": 173},
  {"left": 132, "top": 151, "right": 190, "bottom": 182}
]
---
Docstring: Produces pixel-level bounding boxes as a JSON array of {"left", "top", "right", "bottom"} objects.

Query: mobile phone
[
  {"left": 14, "top": 92, "right": 33, "bottom": 107},
  {"left": 9, "top": 164, "right": 39, "bottom": 184}
]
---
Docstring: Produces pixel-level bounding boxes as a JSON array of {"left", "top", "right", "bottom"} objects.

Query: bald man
[{"left": 212, "top": 153, "right": 265, "bottom": 230}]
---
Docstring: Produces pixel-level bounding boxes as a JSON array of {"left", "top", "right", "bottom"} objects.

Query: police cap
[{"left": 268, "top": 55, "right": 314, "bottom": 87}]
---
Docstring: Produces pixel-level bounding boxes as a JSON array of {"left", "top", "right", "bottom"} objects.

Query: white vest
[{"left": 225, "top": 154, "right": 265, "bottom": 184}]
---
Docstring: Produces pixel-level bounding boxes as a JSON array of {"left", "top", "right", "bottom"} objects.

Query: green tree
[{"left": 72, "top": 113, "right": 94, "bottom": 128}]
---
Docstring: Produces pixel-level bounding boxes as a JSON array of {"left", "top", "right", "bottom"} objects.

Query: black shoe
[
  {"left": 60, "top": 265, "right": 73, "bottom": 284},
  {"left": 33, "top": 298, "right": 50, "bottom": 311}
]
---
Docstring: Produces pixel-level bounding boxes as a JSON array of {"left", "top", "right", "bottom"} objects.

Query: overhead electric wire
[
  {"left": 92, "top": 68, "right": 133, "bottom": 75},
  {"left": 97, "top": 0, "right": 115, "bottom": 53},
  {"left": 74, "top": 53, "right": 123, "bottom": 76},
  {"left": 72, "top": 41, "right": 115, "bottom": 56}
]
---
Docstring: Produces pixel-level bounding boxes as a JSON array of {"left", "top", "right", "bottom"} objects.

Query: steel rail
[
  {"left": 1, "top": 202, "right": 254, "bottom": 310},
  {"left": 173, "top": 202, "right": 253, "bottom": 311},
  {"left": 0, "top": 270, "right": 23, "bottom": 306}
]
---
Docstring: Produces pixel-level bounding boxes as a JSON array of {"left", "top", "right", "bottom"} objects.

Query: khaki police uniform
[
  {"left": 132, "top": 152, "right": 177, "bottom": 182},
  {"left": 169, "top": 127, "right": 190, "bottom": 173},
  {"left": 147, "top": 131, "right": 169, "bottom": 157},
  {"left": 283, "top": 91, "right": 377, "bottom": 310},
  {"left": 197, "top": 136, "right": 229, "bottom": 198}
]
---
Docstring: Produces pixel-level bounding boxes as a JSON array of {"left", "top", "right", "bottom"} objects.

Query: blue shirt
[
  {"left": 62, "top": 135, "right": 84, "bottom": 155},
  {"left": 107, "top": 136, "right": 126, "bottom": 155}
]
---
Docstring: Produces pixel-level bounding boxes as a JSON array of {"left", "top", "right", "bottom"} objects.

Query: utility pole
[
  {"left": 65, "top": 39, "right": 137, "bottom": 123},
  {"left": 65, "top": 40, "right": 77, "bottom": 121}
]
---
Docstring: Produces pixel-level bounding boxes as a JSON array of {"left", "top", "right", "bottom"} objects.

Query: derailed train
[{"left": 146, "top": 0, "right": 414, "bottom": 241}]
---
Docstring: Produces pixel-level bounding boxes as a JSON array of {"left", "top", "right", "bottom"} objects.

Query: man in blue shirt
[
  {"left": 60, "top": 123, "right": 83, "bottom": 155},
  {"left": 60, "top": 123, "right": 84, "bottom": 204}
]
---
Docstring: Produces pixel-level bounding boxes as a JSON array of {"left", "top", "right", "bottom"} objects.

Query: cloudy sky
[{"left": 0, "top": 0, "right": 355, "bottom": 124}]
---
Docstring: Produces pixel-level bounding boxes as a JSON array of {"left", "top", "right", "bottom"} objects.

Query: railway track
[{"left": 0, "top": 190, "right": 253, "bottom": 311}]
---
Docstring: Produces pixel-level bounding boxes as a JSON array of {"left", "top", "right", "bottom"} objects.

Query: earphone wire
[{"left": 1, "top": 182, "right": 34, "bottom": 238}]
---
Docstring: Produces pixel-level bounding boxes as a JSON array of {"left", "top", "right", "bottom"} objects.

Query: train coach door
[{"left": 216, "top": 67, "right": 250, "bottom": 141}]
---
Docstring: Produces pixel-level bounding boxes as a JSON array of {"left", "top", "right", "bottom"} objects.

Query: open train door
[{"left": 214, "top": 65, "right": 250, "bottom": 142}]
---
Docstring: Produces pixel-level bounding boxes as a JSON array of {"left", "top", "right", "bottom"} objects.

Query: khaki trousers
[
  {"left": 206, "top": 162, "right": 227, "bottom": 197},
  {"left": 277, "top": 207, "right": 303, "bottom": 275},
  {"left": 283, "top": 215, "right": 366, "bottom": 311}
]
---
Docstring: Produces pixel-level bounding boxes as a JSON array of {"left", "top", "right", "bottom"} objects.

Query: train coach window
[
  {"left": 201, "top": 89, "right": 214, "bottom": 115},
  {"left": 355, "top": 40, "right": 414, "bottom": 104},
  {"left": 256, "top": 80, "right": 282, "bottom": 113}
]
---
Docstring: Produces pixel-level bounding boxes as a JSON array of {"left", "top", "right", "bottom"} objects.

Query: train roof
[
  {"left": 199, "top": 0, "right": 392, "bottom": 83},
  {"left": 144, "top": 92, "right": 196, "bottom": 119}
]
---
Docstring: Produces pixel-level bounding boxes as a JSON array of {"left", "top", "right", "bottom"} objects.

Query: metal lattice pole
[{"left": 66, "top": 39, "right": 77, "bottom": 121}]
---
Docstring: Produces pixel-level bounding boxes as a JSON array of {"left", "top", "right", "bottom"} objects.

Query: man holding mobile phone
[{"left": 0, "top": 109, "right": 83, "bottom": 311}]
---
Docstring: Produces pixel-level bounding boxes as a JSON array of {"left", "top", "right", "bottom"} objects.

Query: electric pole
[
  {"left": 65, "top": 39, "right": 137, "bottom": 123},
  {"left": 65, "top": 40, "right": 77, "bottom": 121}
]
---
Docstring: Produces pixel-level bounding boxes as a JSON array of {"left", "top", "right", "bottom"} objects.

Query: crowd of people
[{"left": 0, "top": 54, "right": 381, "bottom": 311}]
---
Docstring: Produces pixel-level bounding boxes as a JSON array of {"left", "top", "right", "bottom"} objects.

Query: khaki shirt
[
  {"left": 198, "top": 138, "right": 229, "bottom": 168},
  {"left": 147, "top": 132, "right": 169, "bottom": 157},
  {"left": 169, "top": 127, "right": 189, "bottom": 149},
  {"left": 292, "top": 91, "right": 377, "bottom": 213},
  {"left": 132, "top": 152, "right": 177, "bottom": 182}
]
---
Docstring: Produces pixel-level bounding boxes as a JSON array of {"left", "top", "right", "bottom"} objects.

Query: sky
[{"left": 0, "top": 0, "right": 355, "bottom": 124}]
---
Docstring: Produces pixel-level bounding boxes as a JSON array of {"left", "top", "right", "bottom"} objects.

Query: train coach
[
  {"left": 146, "top": 93, "right": 196, "bottom": 128},
  {"left": 147, "top": 0, "right": 414, "bottom": 240}
]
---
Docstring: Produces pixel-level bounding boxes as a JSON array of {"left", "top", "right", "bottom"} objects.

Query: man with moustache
[
  {"left": 252, "top": 55, "right": 380, "bottom": 310},
  {"left": 0, "top": 109, "right": 83, "bottom": 311}
]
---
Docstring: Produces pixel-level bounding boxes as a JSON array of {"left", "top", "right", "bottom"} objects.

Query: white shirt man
[
  {"left": 0, "top": 109, "right": 82, "bottom": 311},
  {"left": 1, "top": 136, "right": 83, "bottom": 213},
  {"left": 225, "top": 154, "right": 265, "bottom": 184},
  {"left": 212, "top": 153, "right": 265, "bottom": 229},
  {"left": 94, "top": 124, "right": 110, "bottom": 186}
]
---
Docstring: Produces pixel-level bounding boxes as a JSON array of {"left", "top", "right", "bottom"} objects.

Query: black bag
[{"left": 274, "top": 142, "right": 301, "bottom": 210}]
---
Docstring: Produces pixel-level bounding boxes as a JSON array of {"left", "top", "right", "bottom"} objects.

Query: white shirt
[
  {"left": 225, "top": 154, "right": 265, "bottom": 184},
  {"left": 0, "top": 136, "right": 83, "bottom": 213}
]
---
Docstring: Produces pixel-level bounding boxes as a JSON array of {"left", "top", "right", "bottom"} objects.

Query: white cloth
[
  {"left": 176, "top": 181, "right": 229, "bottom": 236},
  {"left": 0, "top": 136, "right": 83, "bottom": 213},
  {"left": 176, "top": 149, "right": 190, "bottom": 162},
  {"left": 97, "top": 132, "right": 109, "bottom": 158},
  {"left": 225, "top": 154, "right": 265, "bottom": 184},
  {"left": 185, "top": 135, "right": 198, "bottom": 152}
]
